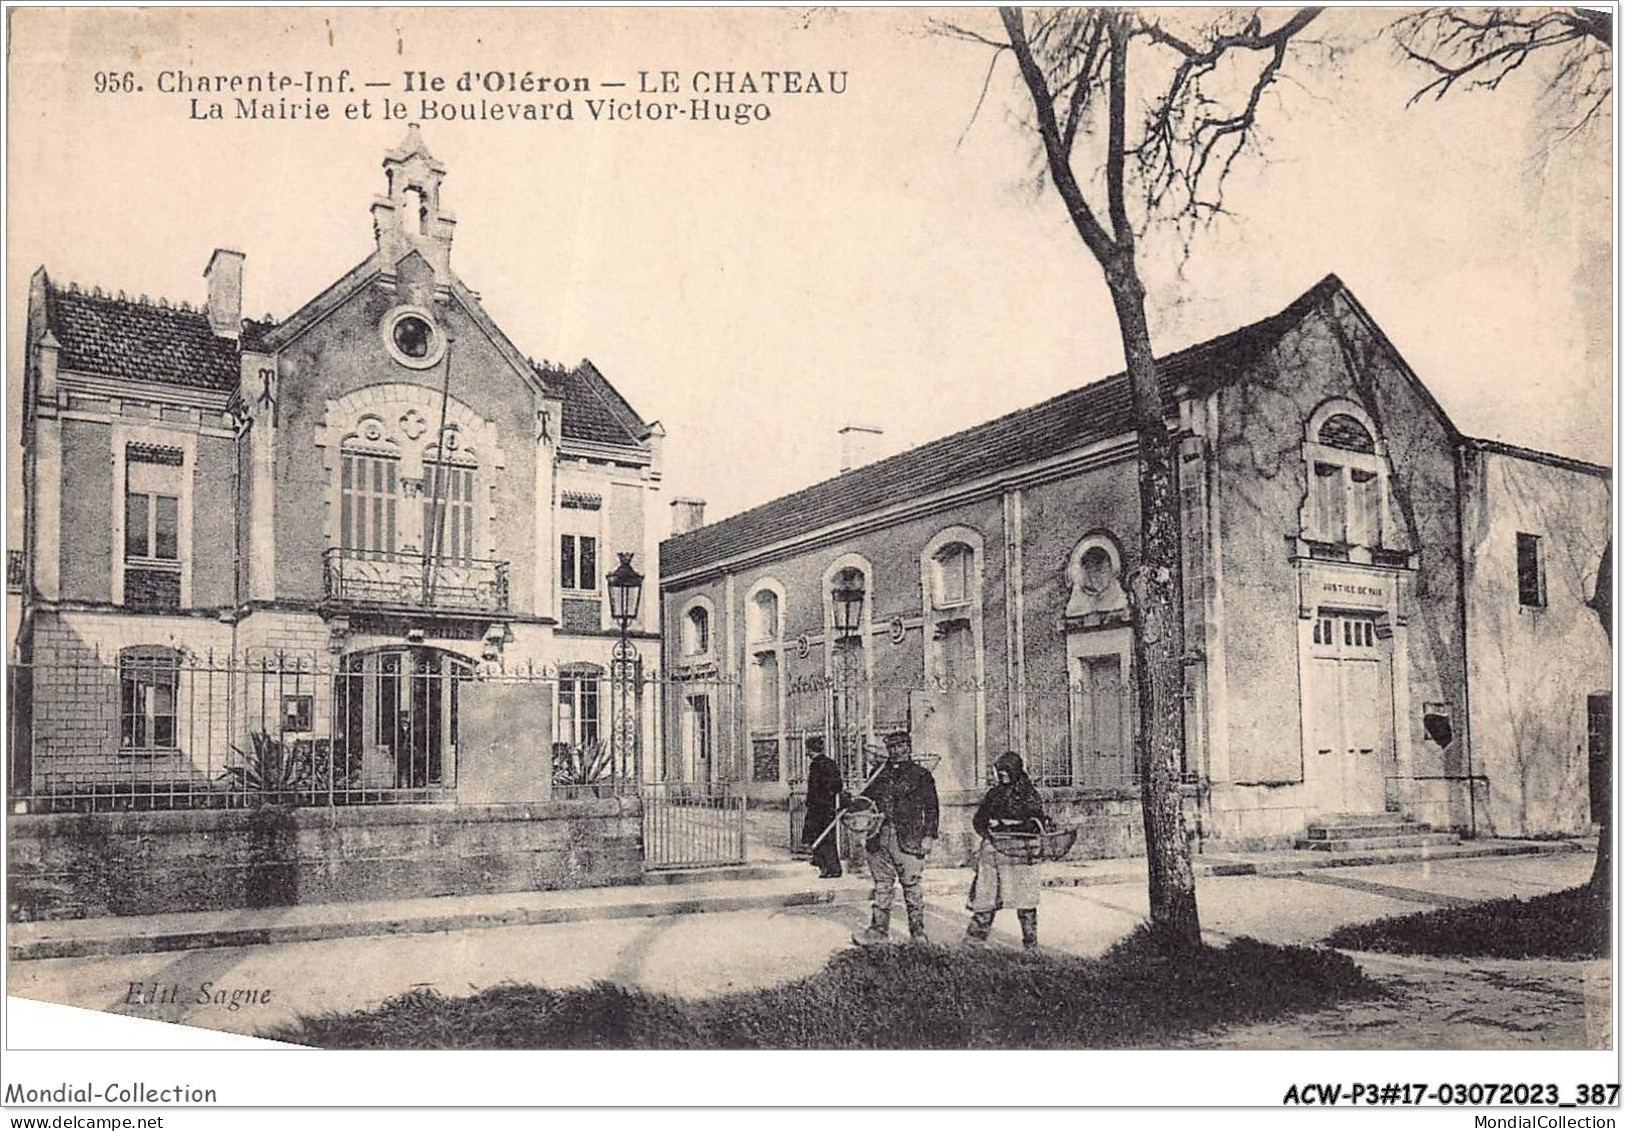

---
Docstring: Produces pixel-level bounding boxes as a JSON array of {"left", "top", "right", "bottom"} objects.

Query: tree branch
[{"left": 998, "top": 6, "right": 1117, "bottom": 261}]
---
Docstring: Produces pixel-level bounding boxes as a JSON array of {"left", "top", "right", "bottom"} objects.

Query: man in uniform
[{"left": 851, "top": 731, "right": 939, "bottom": 945}]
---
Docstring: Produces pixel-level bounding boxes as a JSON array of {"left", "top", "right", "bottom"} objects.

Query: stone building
[
  {"left": 14, "top": 127, "right": 664, "bottom": 802},
  {"left": 659, "top": 275, "right": 1610, "bottom": 857}
]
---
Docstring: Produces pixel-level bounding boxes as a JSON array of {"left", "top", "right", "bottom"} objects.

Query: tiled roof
[
  {"left": 534, "top": 358, "right": 649, "bottom": 447},
  {"left": 44, "top": 278, "right": 258, "bottom": 392},
  {"left": 39, "top": 275, "right": 650, "bottom": 451},
  {"left": 661, "top": 275, "right": 1346, "bottom": 578}
]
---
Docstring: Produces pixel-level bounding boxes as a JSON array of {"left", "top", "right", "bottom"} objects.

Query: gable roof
[
  {"left": 535, "top": 358, "right": 650, "bottom": 447},
  {"left": 41, "top": 277, "right": 264, "bottom": 392},
  {"left": 36, "top": 271, "right": 650, "bottom": 448},
  {"left": 660, "top": 274, "right": 1347, "bottom": 579}
]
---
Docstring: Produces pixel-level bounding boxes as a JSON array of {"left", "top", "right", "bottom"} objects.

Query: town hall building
[
  {"left": 14, "top": 127, "right": 664, "bottom": 805},
  {"left": 660, "top": 276, "right": 1611, "bottom": 858}
]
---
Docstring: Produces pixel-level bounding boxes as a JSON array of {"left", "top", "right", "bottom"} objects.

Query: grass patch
[
  {"left": 1325, "top": 885, "right": 1610, "bottom": 960},
  {"left": 264, "top": 927, "right": 1382, "bottom": 1049}
]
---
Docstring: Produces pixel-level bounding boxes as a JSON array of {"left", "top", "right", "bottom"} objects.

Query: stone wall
[{"left": 8, "top": 798, "right": 642, "bottom": 921}]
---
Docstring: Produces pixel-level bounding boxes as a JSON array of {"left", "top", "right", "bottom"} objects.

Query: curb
[{"left": 10, "top": 883, "right": 872, "bottom": 962}]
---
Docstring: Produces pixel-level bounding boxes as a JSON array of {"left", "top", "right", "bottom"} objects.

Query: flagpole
[{"left": 422, "top": 335, "right": 455, "bottom": 608}]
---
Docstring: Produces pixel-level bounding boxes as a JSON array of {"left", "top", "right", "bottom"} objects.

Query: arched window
[
  {"left": 1319, "top": 414, "right": 1375, "bottom": 454},
  {"left": 749, "top": 588, "right": 781, "bottom": 644},
  {"left": 744, "top": 579, "right": 788, "bottom": 783},
  {"left": 682, "top": 601, "right": 713, "bottom": 657},
  {"left": 1303, "top": 400, "right": 1390, "bottom": 553},
  {"left": 119, "top": 646, "right": 180, "bottom": 750}
]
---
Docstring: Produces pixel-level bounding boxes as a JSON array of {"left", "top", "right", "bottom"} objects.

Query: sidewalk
[
  {"left": 7, "top": 836, "right": 1587, "bottom": 962},
  {"left": 8, "top": 848, "right": 1600, "bottom": 1047}
]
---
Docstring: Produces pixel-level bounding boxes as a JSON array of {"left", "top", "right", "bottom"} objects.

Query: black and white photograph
[{"left": 0, "top": 2, "right": 1616, "bottom": 1118}]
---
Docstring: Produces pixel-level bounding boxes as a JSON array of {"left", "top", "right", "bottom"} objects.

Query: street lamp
[
  {"left": 831, "top": 577, "right": 864, "bottom": 642},
  {"left": 606, "top": 552, "right": 645, "bottom": 783},
  {"left": 829, "top": 573, "right": 866, "bottom": 790}
]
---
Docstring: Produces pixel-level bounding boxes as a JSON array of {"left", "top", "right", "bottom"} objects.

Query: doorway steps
[{"left": 1297, "top": 812, "right": 1461, "bottom": 852}]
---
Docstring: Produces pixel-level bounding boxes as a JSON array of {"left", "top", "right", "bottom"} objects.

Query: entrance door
[
  {"left": 1305, "top": 614, "right": 1392, "bottom": 814},
  {"left": 1071, "top": 654, "right": 1130, "bottom": 789},
  {"left": 685, "top": 694, "right": 713, "bottom": 783},
  {"left": 1588, "top": 693, "right": 1610, "bottom": 826},
  {"left": 337, "top": 647, "right": 469, "bottom": 791}
]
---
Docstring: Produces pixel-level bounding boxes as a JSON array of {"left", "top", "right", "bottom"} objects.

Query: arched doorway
[{"left": 336, "top": 646, "right": 474, "bottom": 791}]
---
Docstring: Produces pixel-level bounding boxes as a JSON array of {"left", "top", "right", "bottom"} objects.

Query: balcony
[{"left": 322, "top": 548, "right": 510, "bottom": 615}]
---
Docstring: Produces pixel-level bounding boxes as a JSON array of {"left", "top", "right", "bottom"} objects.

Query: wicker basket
[
  {"left": 839, "top": 798, "right": 884, "bottom": 836},
  {"left": 988, "top": 827, "right": 1079, "bottom": 863}
]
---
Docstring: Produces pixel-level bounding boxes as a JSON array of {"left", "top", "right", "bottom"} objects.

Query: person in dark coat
[
  {"left": 852, "top": 731, "right": 939, "bottom": 945},
  {"left": 966, "top": 751, "right": 1048, "bottom": 949},
  {"left": 801, "top": 737, "right": 846, "bottom": 878}
]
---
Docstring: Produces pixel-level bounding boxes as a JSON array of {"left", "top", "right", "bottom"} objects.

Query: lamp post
[
  {"left": 606, "top": 552, "right": 645, "bottom": 784},
  {"left": 830, "top": 576, "right": 865, "bottom": 783}
]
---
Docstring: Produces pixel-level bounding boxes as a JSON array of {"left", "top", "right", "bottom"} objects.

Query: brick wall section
[{"left": 9, "top": 798, "right": 644, "bottom": 920}]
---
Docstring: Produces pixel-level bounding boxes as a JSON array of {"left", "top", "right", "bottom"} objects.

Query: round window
[{"left": 392, "top": 314, "right": 434, "bottom": 359}]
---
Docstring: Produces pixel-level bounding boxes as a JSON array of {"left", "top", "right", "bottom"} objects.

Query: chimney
[
  {"left": 839, "top": 425, "right": 884, "bottom": 473},
  {"left": 204, "top": 249, "right": 245, "bottom": 339},
  {"left": 671, "top": 498, "right": 707, "bottom": 535}
]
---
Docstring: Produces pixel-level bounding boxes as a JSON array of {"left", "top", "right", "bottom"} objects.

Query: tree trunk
[
  {"left": 1108, "top": 262, "right": 1201, "bottom": 943},
  {"left": 1589, "top": 540, "right": 1611, "bottom": 899}
]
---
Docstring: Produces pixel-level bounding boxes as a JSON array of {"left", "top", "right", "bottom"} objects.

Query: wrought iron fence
[
  {"left": 6, "top": 652, "right": 742, "bottom": 813},
  {"left": 769, "top": 673, "right": 1151, "bottom": 795}
]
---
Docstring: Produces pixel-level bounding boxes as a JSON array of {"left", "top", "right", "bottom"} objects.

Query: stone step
[
  {"left": 1303, "top": 821, "right": 1432, "bottom": 840},
  {"left": 1295, "top": 832, "right": 1462, "bottom": 852},
  {"left": 1312, "top": 811, "right": 1413, "bottom": 828}
]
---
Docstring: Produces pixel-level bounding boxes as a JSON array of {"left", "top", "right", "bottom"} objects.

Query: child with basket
[{"left": 966, "top": 751, "right": 1049, "bottom": 949}]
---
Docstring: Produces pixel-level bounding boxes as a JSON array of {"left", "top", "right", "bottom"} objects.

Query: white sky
[{"left": 6, "top": 7, "right": 1613, "bottom": 542}]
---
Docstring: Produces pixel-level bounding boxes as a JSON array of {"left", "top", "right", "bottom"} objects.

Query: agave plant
[
  {"left": 222, "top": 730, "right": 314, "bottom": 796},
  {"left": 552, "top": 738, "right": 618, "bottom": 787}
]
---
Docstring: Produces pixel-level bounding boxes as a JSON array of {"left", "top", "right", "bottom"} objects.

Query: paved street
[{"left": 7, "top": 849, "right": 1606, "bottom": 1048}]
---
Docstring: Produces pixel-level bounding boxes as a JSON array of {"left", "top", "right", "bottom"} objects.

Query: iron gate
[{"left": 641, "top": 781, "right": 747, "bottom": 869}]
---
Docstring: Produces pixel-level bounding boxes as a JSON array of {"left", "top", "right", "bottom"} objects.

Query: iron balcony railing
[{"left": 322, "top": 547, "right": 510, "bottom": 614}]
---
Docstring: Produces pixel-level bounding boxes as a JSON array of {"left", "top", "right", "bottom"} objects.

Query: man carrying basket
[
  {"left": 965, "top": 751, "right": 1049, "bottom": 950},
  {"left": 850, "top": 731, "right": 939, "bottom": 946}
]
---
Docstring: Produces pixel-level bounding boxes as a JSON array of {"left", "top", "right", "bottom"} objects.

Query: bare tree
[
  {"left": 1395, "top": 6, "right": 1612, "bottom": 137},
  {"left": 942, "top": 7, "right": 1322, "bottom": 942}
]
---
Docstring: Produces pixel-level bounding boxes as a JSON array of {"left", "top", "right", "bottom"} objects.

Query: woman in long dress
[{"left": 965, "top": 751, "right": 1048, "bottom": 949}]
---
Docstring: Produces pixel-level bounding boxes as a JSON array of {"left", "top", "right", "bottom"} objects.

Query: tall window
[
  {"left": 1304, "top": 406, "right": 1388, "bottom": 551},
  {"left": 423, "top": 460, "right": 474, "bottom": 565},
  {"left": 934, "top": 544, "right": 973, "bottom": 608},
  {"left": 685, "top": 606, "right": 711, "bottom": 655},
  {"left": 559, "top": 668, "right": 602, "bottom": 747},
  {"left": 560, "top": 534, "right": 598, "bottom": 591},
  {"left": 1517, "top": 532, "right": 1546, "bottom": 607},
  {"left": 120, "top": 646, "right": 179, "bottom": 751},
  {"left": 340, "top": 451, "right": 398, "bottom": 557},
  {"left": 749, "top": 589, "right": 780, "bottom": 644},
  {"left": 124, "top": 445, "right": 184, "bottom": 610},
  {"left": 125, "top": 445, "right": 183, "bottom": 563}
]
